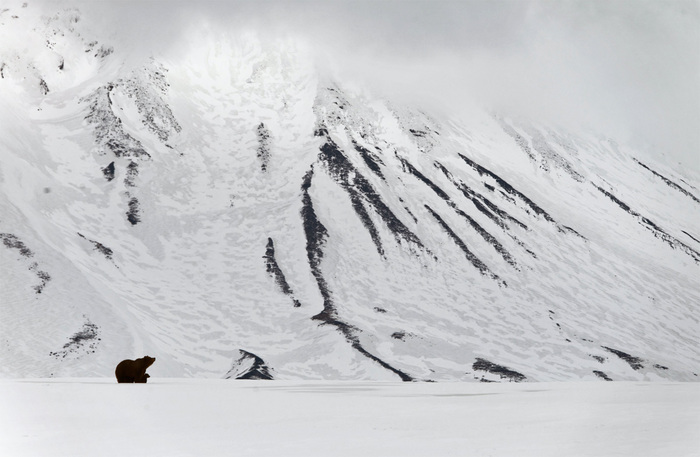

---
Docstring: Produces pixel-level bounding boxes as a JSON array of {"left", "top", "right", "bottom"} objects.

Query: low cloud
[{"left": 45, "top": 0, "right": 700, "bottom": 170}]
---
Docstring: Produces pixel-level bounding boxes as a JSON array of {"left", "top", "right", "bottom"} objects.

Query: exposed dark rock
[
  {"left": 354, "top": 141, "right": 385, "bottom": 180},
  {"left": 374, "top": 307, "right": 387, "bottom": 313},
  {"left": 82, "top": 84, "right": 150, "bottom": 159},
  {"left": 49, "top": 319, "right": 100, "bottom": 359},
  {"left": 256, "top": 122, "right": 271, "bottom": 172},
  {"left": 400, "top": 158, "right": 517, "bottom": 267},
  {"left": 434, "top": 161, "right": 528, "bottom": 231},
  {"left": 683, "top": 231, "right": 700, "bottom": 245},
  {"left": 126, "top": 196, "right": 141, "bottom": 225},
  {"left": 102, "top": 161, "right": 115, "bottom": 181},
  {"left": 459, "top": 153, "right": 557, "bottom": 224},
  {"left": 391, "top": 331, "right": 406, "bottom": 340},
  {"left": 300, "top": 168, "right": 414, "bottom": 382},
  {"left": 39, "top": 78, "right": 49, "bottom": 95},
  {"left": 590, "top": 355, "right": 606, "bottom": 364},
  {"left": 124, "top": 161, "right": 138, "bottom": 187},
  {"left": 120, "top": 63, "right": 181, "bottom": 143},
  {"left": 595, "top": 186, "right": 700, "bottom": 263},
  {"left": 524, "top": 124, "right": 585, "bottom": 182},
  {"left": 593, "top": 370, "right": 613, "bottom": 381},
  {"left": 453, "top": 206, "right": 518, "bottom": 269},
  {"left": 30, "top": 264, "right": 51, "bottom": 294},
  {"left": 495, "top": 117, "right": 536, "bottom": 162},
  {"left": 224, "top": 350, "right": 274, "bottom": 380},
  {"left": 635, "top": 159, "right": 700, "bottom": 204},
  {"left": 77, "top": 233, "right": 114, "bottom": 261},
  {"left": 263, "top": 238, "right": 301, "bottom": 307},
  {"left": 399, "top": 158, "right": 450, "bottom": 201},
  {"left": 1, "top": 233, "right": 34, "bottom": 257},
  {"left": 425, "top": 205, "right": 504, "bottom": 285},
  {"left": 561, "top": 225, "right": 586, "bottom": 240},
  {"left": 602, "top": 346, "right": 645, "bottom": 371},
  {"left": 319, "top": 139, "right": 425, "bottom": 257},
  {"left": 473, "top": 357, "right": 526, "bottom": 382},
  {"left": 0, "top": 234, "right": 52, "bottom": 293},
  {"left": 654, "top": 364, "right": 669, "bottom": 370}
]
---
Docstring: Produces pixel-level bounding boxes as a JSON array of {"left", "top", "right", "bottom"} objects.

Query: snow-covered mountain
[{"left": 1, "top": 3, "right": 698, "bottom": 382}]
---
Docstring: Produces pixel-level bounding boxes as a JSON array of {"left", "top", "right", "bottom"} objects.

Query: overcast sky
[{"left": 64, "top": 0, "right": 700, "bottom": 170}]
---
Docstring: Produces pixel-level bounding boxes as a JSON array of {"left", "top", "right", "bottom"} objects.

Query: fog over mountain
[
  {"left": 71, "top": 0, "right": 700, "bottom": 171},
  {"left": 1, "top": 1, "right": 698, "bottom": 382}
]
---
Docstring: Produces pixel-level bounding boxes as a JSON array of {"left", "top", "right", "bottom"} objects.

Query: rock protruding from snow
[{"left": 224, "top": 350, "right": 274, "bottom": 380}]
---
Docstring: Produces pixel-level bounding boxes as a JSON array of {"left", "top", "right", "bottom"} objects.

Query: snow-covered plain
[{"left": 2, "top": 379, "right": 699, "bottom": 457}]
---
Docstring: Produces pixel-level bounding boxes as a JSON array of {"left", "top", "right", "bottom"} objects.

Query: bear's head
[{"left": 141, "top": 355, "right": 156, "bottom": 368}]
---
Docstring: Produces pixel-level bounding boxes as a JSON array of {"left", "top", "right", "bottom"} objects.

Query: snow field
[{"left": 1, "top": 380, "right": 699, "bottom": 457}]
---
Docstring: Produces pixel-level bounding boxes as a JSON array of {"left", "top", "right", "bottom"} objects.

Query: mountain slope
[{"left": 1, "top": 3, "right": 699, "bottom": 381}]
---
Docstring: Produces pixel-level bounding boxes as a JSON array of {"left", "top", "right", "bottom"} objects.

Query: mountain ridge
[{"left": 1, "top": 3, "right": 699, "bottom": 382}]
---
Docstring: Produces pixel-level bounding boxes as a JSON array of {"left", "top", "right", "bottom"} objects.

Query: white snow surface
[
  {"left": 2, "top": 379, "right": 699, "bottom": 457},
  {"left": 1, "top": 2, "right": 699, "bottom": 382}
]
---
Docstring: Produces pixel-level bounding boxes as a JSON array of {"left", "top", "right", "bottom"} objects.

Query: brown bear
[{"left": 115, "top": 356, "right": 155, "bottom": 383}]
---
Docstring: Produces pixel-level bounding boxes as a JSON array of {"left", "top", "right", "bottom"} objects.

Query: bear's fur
[{"left": 115, "top": 356, "right": 155, "bottom": 383}]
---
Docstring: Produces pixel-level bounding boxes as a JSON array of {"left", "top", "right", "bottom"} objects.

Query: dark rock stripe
[
  {"left": 635, "top": 159, "right": 700, "bottom": 204},
  {"left": 593, "top": 370, "right": 613, "bottom": 381},
  {"left": 602, "top": 346, "right": 644, "bottom": 371},
  {"left": 682, "top": 231, "right": 700, "bottom": 245},
  {"left": 495, "top": 117, "right": 536, "bottom": 162},
  {"left": 126, "top": 196, "right": 141, "bottom": 225},
  {"left": 353, "top": 141, "right": 385, "bottom": 180},
  {"left": 452, "top": 207, "right": 518, "bottom": 269},
  {"left": 596, "top": 186, "right": 700, "bottom": 263},
  {"left": 400, "top": 159, "right": 517, "bottom": 268},
  {"left": 263, "top": 238, "right": 301, "bottom": 307},
  {"left": 425, "top": 205, "right": 504, "bottom": 285},
  {"left": 319, "top": 140, "right": 425, "bottom": 256},
  {"left": 300, "top": 169, "right": 414, "bottom": 381},
  {"left": 473, "top": 358, "right": 526, "bottom": 382},
  {"left": 257, "top": 122, "right": 271, "bottom": 172},
  {"left": 458, "top": 153, "right": 557, "bottom": 223},
  {"left": 0, "top": 233, "right": 50, "bottom": 293},
  {"left": 399, "top": 158, "right": 451, "bottom": 201},
  {"left": 434, "top": 161, "right": 528, "bottom": 231},
  {"left": 77, "top": 233, "right": 114, "bottom": 261}
]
